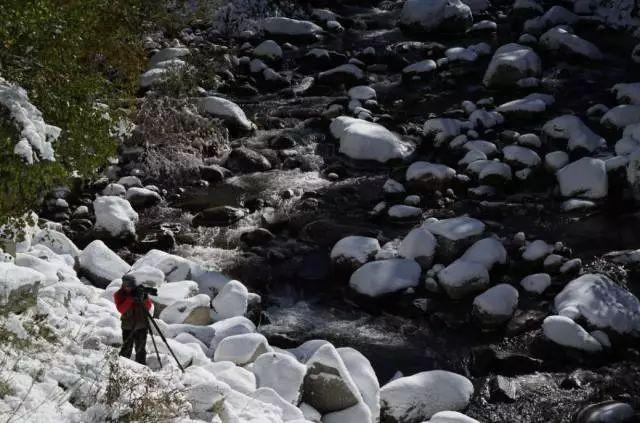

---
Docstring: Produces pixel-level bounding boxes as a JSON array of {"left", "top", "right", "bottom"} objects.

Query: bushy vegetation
[{"left": 0, "top": 0, "right": 149, "bottom": 224}]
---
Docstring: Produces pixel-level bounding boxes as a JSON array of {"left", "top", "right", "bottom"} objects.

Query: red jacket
[{"left": 114, "top": 289, "right": 152, "bottom": 314}]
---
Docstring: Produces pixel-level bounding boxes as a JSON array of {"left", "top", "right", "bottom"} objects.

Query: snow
[
  {"left": 424, "top": 217, "right": 486, "bottom": 242},
  {"left": 483, "top": 43, "right": 542, "bottom": 88},
  {"left": 556, "top": 157, "right": 608, "bottom": 199},
  {"left": 398, "top": 228, "right": 437, "bottom": 267},
  {"left": 93, "top": 196, "right": 138, "bottom": 239},
  {"left": 424, "top": 118, "right": 469, "bottom": 147},
  {"left": 253, "top": 352, "right": 307, "bottom": 404},
  {"left": 139, "top": 68, "right": 168, "bottom": 88},
  {"left": 473, "top": 284, "right": 519, "bottom": 324},
  {"left": 159, "top": 294, "right": 212, "bottom": 325},
  {"left": 399, "top": 0, "right": 473, "bottom": 33},
  {"left": 521, "top": 273, "right": 552, "bottom": 294},
  {"left": 543, "top": 315, "right": 603, "bottom": 352},
  {"left": 463, "top": 140, "right": 498, "bottom": 156},
  {"left": 380, "top": 370, "right": 474, "bottom": 422},
  {"left": 319, "top": 64, "right": 365, "bottom": 83},
  {"left": 349, "top": 259, "right": 422, "bottom": 297},
  {"left": 406, "top": 162, "right": 457, "bottom": 186},
  {"left": 0, "top": 78, "right": 61, "bottom": 164},
  {"left": 554, "top": 273, "right": 640, "bottom": 336},
  {"left": 251, "top": 387, "right": 306, "bottom": 421},
  {"left": 214, "top": 333, "right": 271, "bottom": 365},
  {"left": 348, "top": 86, "right": 376, "bottom": 101},
  {"left": 149, "top": 47, "right": 190, "bottom": 67},
  {"left": 263, "top": 17, "right": 322, "bottom": 37},
  {"left": 437, "top": 259, "right": 490, "bottom": 299},
  {"left": 479, "top": 161, "right": 512, "bottom": 183},
  {"left": 102, "top": 183, "right": 126, "bottom": 197},
  {"left": 330, "top": 116, "right": 413, "bottom": 163},
  {"left": 198, "top": 96, "right": 256, "bottom": 132},
  {"left": 612, "top": 82, "right": 640, "bottom": 105},
  {"left": 522, "top": 239, "right": 554, "bottom": 261},
  {"left": 503, "top": 145, "right": 541, "bottom": 167},
  {"left": 445, "top": 47, "right": 479, "bottom": 63},
  {"left": 254, "top": 40, "right": 283, "bottom": 60},
  {"left": 338, "top": 347, "right": 380, "bottom": 422},
  {"left": 32, "top": 228, "right": 80, "bottom": 259},
  {"left": 460, "top": 237, "right": 507, "bottom": 271},
  {"left": 539, "top": 26, "right": 603, "bottom": 60},
  {"left": 132, "top": 249, "right": 193, "bottom": 282},
  {"left": 543, "top": 115, "right": 605, "bottom": 153},
  {"left": 0, "top": 262, "right": 44, "bottom": 302},
  {"left": 211, "top": 280, "right": 249, "bottom": 321},
  {"left": 79, "top": 240, "right": 130, "bottom": 288},
  {"left": 429, "top": 411, "right": 480, "bottom": 422},
  {"left": 331, "top": 236, "right": 381, "bottom": 269},
  {"left": 561, "top": 198, "right": 597, "bottom": 212},
  {"left": 210, "top": 316, "right": 257, "bottom": 350},
  {"left": 601, "top": 105, "right": 640, "bottom": 129}
]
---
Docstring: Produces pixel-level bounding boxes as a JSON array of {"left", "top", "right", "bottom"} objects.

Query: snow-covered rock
[
  {"left": 214, "top": 333, "right": 270, "bottom": 365},
  {"left": 149, "top": 47, "right": 190, "bottom": 67},
  {"left": 483, "top": 44, "right": 541, "bottom": 88},
  {"left": 429, "top": 411, "right": 480, "bottom": 423},
  {"left": 263, "top": 17, "right": 322, "bottom": 40},
  {"left": 521, "top": 273, "right": 552, "bottom": 294},
  {"left": 318, "top": 64, "right": 364, "bottom": 85},
  {"left": 210, "top": 316, "right": 256, "bottom": 350},
  {"left": 399, "top": 0, "right": 473, "bottom": 33},
  {"left": 556, "top": 157, "right": 608, "bottom": 199},
  {"left": 348, "top": 86, "right": 376, "bottom": 101},
  {"left": 539, "top": 26, "right": 602, "bottom": 60},
  {"left": 253, "top": 352, "right": 307, "bottom": 404},
  {"left": 32, "top": 228, "right": 80, "bottom": 259},
  {"left": 150, "top": 280, "right": 199, "bottom": 311},
  {"left": 503, "top": 145, "right": 541, "bottom": 168},
  {"left": 380, "top": 370, "right": 474, "bottom": 422},
  {"left": 601, "top": 105, "right": 640, "bottom": 129},
  {"left": 424, "top": 118, "right": 469, "bottom": 147},
  {"left": 349, "top": 259, "right": 422, "bottom": 297},
  {"left": 211, "top": 280, "right": 249, "bottom": 321},
  {"left": 139, "top": 68, "right": 168, "bottom": 88},
  {"left": 545, "top": 151, "right": 570, "bottom": 171},
  {"left": 438, "top": 259, "right": 490, "bottom": 299},
  {"left": 0, "top": 262, "right": 44, "bottom": 303},
  {"left": 460, "top": 237, "right": 507, "bottom": 271},
  {"left": 406, "top": 162, "right": 456, "bottom": 190},
  {"left": 198, "top": 96, "right": 256, "bottom": 132},
  {"left": 473, "top": 284, "right": 519, "bottom": 326},
  {"left": 402, "top": 60, "right": 438, "bottom": 78},
  {"left": 132, "top": 250, "right": 193, "bottom": 282},
  {"left": 338, "top": 347, "right": 380, "bottom": 422},
  {"left": 388, "top": 205, "right": 422, "bottom": 220},
  {"left": 330, "top": 117, "right": 413, "bottom": 162},
  {"left": 253, "top": 39, "right": 283, "bottom": 61},
  {"left": 424, "top": 217, "right": 486, "bottom": 261},
  {"left": 78, "top": 240, "right": 130, "bottom": 288},
  {"left": 479, "top": 161, "right": 513, "bottom": 185},
  {"left": 543, "top": 315, "right": 603, "bottom": 352},
  {"left": 330, "top": 236, "right": 381, "bottom": 271},
  {"left": 542, "top": 115, "right": 605, "bottom": 153},
  {"left": 612, "top": 82, "right": 640, "bottom": 105},
  {"left": 522, "top": 239, "right": 554, "bottom": 261},
  {"left": 126, "top": 187, "right": 162, "bottom": 209},
  {"left": 554, "top": 273, "right": 640, "bottom": 336},
  {"left": 524, "top": 5, "right": 579, "bottom": 34},
  {"left": 0, "top": 78, "right": 60, "bottom": 164},
  {"left": 159, "top": 294, "right": 212, "bottom": 325},
  {"left": 93, "top": 196, "right": 139, "bottom": 239},
  {"left": 398, "top": 228, "right": 438, "bottom": 268}
]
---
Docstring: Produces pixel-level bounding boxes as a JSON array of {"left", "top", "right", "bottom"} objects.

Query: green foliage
[{"left": 0, "top": 0, "right": 148, "bottom": 224}]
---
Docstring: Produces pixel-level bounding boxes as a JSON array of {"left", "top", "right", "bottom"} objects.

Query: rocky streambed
[{"left": 31, "top": 0, "right": 640, "bottom": 421}]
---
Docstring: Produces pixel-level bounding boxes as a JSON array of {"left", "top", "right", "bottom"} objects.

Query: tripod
[{"left": 144, "top": 309, "right": 185, "bottom": 373}]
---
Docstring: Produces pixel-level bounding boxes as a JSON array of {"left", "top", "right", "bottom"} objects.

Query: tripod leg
[
  {"left": 145, "top": 310, "right": 185, "bottom": 373},
  {"left": 146, "top": 315, "right": 163, "bottom": 369}
]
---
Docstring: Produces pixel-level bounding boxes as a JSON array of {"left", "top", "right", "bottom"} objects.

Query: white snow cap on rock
[
  {"left": 93, "top": 196, "right": 139, "bottom": 239},
  {"left": 438, "top": 259, "right": 490, "bottom": 299},
  {"left": 398, "top": 227, "right": 437, "bottom": 266},
  {"left": 543, "top": 315, "right": 603, "bottom": 352},
  {"left": 79, "top": 240, "right": 130, "bottom": 287},
  {"left": 556, "top": 157, "right": 608, "bottom": 199},
  {"left": 554, "top": 273, "right": 640, "bottom": 336},
  {"left": 380, "top": 370, "right": 474, "bottom": 422},
  {"left": 601, "top": 105, "right": 640, "bottom": 129},
  {"left": 330, "top": 116, "right": 413, "bottom": 162},
  {"left": 522, "top": 239, "right": 554, "bottom": 261},
  {"left": 331, "top": 236, "right": 381, "bottom": 268},
  {"left": 424, "top": 118, "right": 469, "bottom": 147},
  {"left": 214, "top": 332, "right": 270, "bottom": 365},
  {"left": 613, "top": 82, "right": 640, "bottom": 105},
  {"left": 399, "top": 0, "right": 473, "bottom": 33},
  {"left": 473, "top": 284, "right": 519, "bottom": 324},
  {"left": 0, "top": 78, "right": 61, "bottom": 164},
  {"left": 253, "top": 352, "right": 307, "bottom": 404},
  {"left": 429, "top": 410, "right": 480, "bottom": 422},
  {"left": 0, "top": 262, "right": 44, "bottom": 303},
  {"left": 349, "top": 258, "right": 421, "bottom": 297},
  {"left": 263, "top": 17, "right": 323, "bottom": 37},
  {"left": 521, "top": 273, "right": 552, "bottom": 294},
  {"left": 539, "top": 26, "right": 603, "bottom": 60},
  {"left": 460, "top": 237, "right": 507, "bottom": 271},
  {"left": 198, "top": 96, "right": 256, "bottom": 131},
  {"left": 543, "top": 115, "right": 606, "bottom": 153},
  {"left": 211, "top": 280, "right": 249, "bottom": 321},
  {"left": 483, "top": 43, "right": 541, "bottom": 87},
  {"left": 406, "top": 162, "right": 457, "bottom": 186},
  {"left": 253, "top": 39, "right": 283, "bottom": 60}
]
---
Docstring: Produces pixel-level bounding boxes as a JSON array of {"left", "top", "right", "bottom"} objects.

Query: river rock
[
  {"left": 460, "top": 237, "right": 508, "bottom": 271},
  {"left": 542, "top": 115, "right": 606, "bottom": 154},
  {"left": 438, "top": 259, "right": 490, "bottom": 299},
  {"left": 539, "top": 26, "right": 603, "bottom": 61},
  {"left": 32, "top": 228, "right": 80, "bottom": 259},
  {"left": 574, "top": 401, "right": 635, "bottom": 423},
  {"left": 193, "top": 206, "right": 246, "bottom": 227},
  {"left": 198, "top": 96, "right": 256, "bottom": 132},
  {"left": 302, "top": 343, "right": 363, "bottom": 414},
  {"left": 406, "top": 162, "right": 457, "bottom": 191},
  {"left": 318, "top": 64, "right": 365, "bottom": 86},
  {"left": 557, "top": 157, "right": 608, "bottom": 199},
  {"left": 349, "top": 258, "right": 422, "bottom": 297},
  {"left": 262, "top": 17, "right": 323, "bottom": 42},
  {"left": 399, "top": 0, "right": 473, "bottom": 34},
  {"left": 225, "top": 147, "right": 272, "bottom": 173},
  {"left": 398, "top": 227, "right": 437, "bottom": 268},
  {"left": 554, "top": 273, "right": 640, "bottom": 336},
  {"left": 380, "top": 370, "right": 474, "bottom": 422},
  {"left": 199, "top": 164, "right": 231, "bottom": 183},
  {"left": 429, "top": 411, "right": 480, "bottom": 422},
  {"left": 214, "top": 332, "right": 270, "bottom": 365},
  {"left": 0, "top": 262, "right": 44, "bottom": 304},
  {"left": 424, "top": 216, "right": 486, "bottom": 261},
  {"left": 126, "top": 187, "right": 162, "bottom": 209},
  {"left": 159, "top": 293, "right": 212, "bottom": 325},
  {"left": 330, "top": 235, "right": 381, "bottom": 273},
  {"left": 483, "top": 43, "right": 541, "bottom": 88},
  {"left": 253, "top": 351, "right": 307, "bottom": 404},
  {"left": 473, "top": 284, "right": 519, "bottom": 327},
  {"left": 520, "top": 273, "right": 551, "bottom": 294},
  {"left": 211, "top": 280, "right": 249, "bottom": 321},
  {"left": 93, "top": 196, "right": 138, "bottom": 240},
  {"left": 253, "top": 40, "right": 283, "bottom": 61},
  {"left": 78, "top": 240, "right": 130, "bottom": 288},
  {"left": 338, "top": 347, "right": 380, "bottom": 421},
  {"left": 132, "top": 249, "right": 193, "bottom": 282},
  {"left": 542, "top": 315, "right": 603, "bottom": 352}
]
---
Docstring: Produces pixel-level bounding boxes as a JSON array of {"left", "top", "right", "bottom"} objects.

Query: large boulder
[
  {"left": 302, "top": 343, "right": 364, "bottom": 414},
  {"left": 214, "top": 333, "right": 270, "bottom": 365},
  {"left": 554, "top": 273, "right": 640, "bottom": 336},
  {"left": 483, "top": 43, "right": 541, "bottom": 88},
  {"left": 330, "top": 116, "right": 413, "bottom": 163},
  {"left": 159, "top": 294, "right": 212, "bottom": 325},
  {"left": 211, "top": 280, "right": 249, "bottom": 321},
  {"left": 399, "top": 0, "right": 473, "bottom": 34},
  {"left": 93, "top": 196, "right": 138, "bottom": 240},
  {"left": 197, "top": 96, "right": 256, "bottom": 132},
  {"left": 556, "top": 158, "right": 608, "bottom": 199},
  {"left": 542, "top": 315, "right": 603, "bottom": 352},
  {"left": 253, "top": 352, "right": 307, "bottom": 404},
  {"left": 132, "top": 250, "right": 193, "bottom": 282},
  {"left": 32, "top": 228, "right": 80, "bottom": 259},
  {"left": 0, "top": 262, "right": 44, "bottom": 304},
  {"left": 338, "top": 347, "right": 380, "bottom": 422},
  {"left": 78, "top": 240, "right": 130, "bottom": 288},
  {"left": 349, "top": 259, "right": 422, "bottom": 297},
  {"left": 380, "top": 370, "right": 474, "bottom": 422},
  {"left": 539, "top": 26, "right": 602, "bottom": 61}
]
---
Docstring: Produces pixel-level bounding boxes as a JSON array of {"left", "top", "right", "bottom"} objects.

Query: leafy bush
[{"left": 0, "top": 0, "right": 149, "bottom": 224}]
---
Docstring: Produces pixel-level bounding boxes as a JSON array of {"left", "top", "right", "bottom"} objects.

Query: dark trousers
[{"left": 120, "top": 327, "right": 148, "bottom": 365}]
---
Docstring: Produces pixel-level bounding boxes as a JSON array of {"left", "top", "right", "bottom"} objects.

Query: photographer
[{"left": 114, "top": 276, "right": 153, "bottom": 365}]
